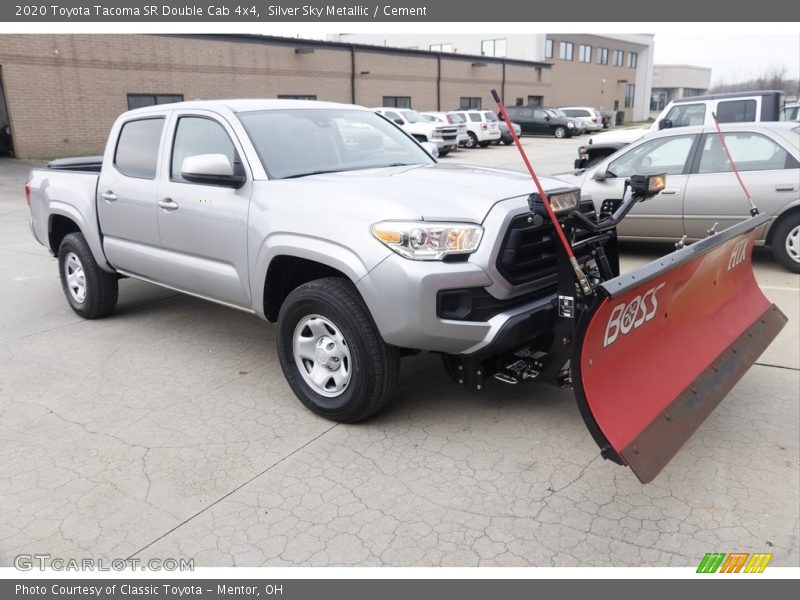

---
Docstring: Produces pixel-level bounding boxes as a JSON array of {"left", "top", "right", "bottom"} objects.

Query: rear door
[
  {"left": 683, "top": 130, "right": 800, "bottom": 238},
  {"left": 587, "top": 133, "right": 699, "bottom": 240},
  {"left": 97, "top": 116, "right": 166, "bottom": 279},
  {"left": 155, "top": 111, "right": 253, "bottom": 308}
]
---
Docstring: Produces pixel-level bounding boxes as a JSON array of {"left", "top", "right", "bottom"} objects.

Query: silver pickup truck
[
  {"left": 27, "top": 98, "right": 787, "bottom": 483},
  {"left": 27, "top": 99, "right": 607, "bottom": 423}
]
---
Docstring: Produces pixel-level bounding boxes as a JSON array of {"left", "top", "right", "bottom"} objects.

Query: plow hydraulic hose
[
  {"left": 491, "top": 89, "right": 593, "bottom": 296},
  {"left": 711, "top": 112, "right": 759, "bottom": 217}
]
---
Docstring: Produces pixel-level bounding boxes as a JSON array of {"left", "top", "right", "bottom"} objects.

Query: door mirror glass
[{"left": 658, "top": 119, "right": 672, "bottom": 130}]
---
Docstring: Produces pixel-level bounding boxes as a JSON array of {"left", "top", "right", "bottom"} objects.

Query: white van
[{"left": 589, "top": 90, "right": 785, "bottom": 146}]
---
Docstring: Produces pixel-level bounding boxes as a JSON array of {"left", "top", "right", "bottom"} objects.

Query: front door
[
  {"left": 156, "top": 113, "right": 253, "bottom": 308},
  {"left": 587, "top": 133, "right": 699, "bottom": 240}
]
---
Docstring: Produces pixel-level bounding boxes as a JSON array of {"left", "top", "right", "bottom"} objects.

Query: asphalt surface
[{"left": 1, "top": 135, "right": 797, "bottom": 567}]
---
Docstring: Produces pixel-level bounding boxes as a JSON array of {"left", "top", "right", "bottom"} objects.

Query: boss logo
[
  {"left": 728, "top": 239, "right": 748, "bottom": 270},
  {"left": 604, "top": 282, "right": 666, "bottom": 347}
]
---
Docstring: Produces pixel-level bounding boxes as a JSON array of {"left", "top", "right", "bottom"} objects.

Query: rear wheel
[
  {"left": 58, "top": 232, "right": 118, "bottom": 319},
  {"left": 771, "top": 214, "right": 800, "bottom": 273},
  {"left": 276, "top": 277, "right": 399, "bottom": 422},
  {"left": 554, "top": 126, "right": 567, "bottom": 138},
  {"left": 465, "top": 132, "right": 478, "bottom": 148},
  {"left": 478, "top": 141, "right": 490, "bottom": 147}
]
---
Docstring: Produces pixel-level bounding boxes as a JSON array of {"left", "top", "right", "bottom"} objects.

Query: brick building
[{"left": 0, "top": 34, "right": 551, "bottom": 158}]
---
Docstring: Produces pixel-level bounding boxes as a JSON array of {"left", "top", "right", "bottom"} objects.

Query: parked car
[
  {"left": 555, "top": 121, "right": 800, "bottom": 271},
  {"left": 373, "top": 107, "right": 459, "bottom": 155},
  {"left": 451, "top": 109, "right": 502, "bottom": 148},
  {"left": 559, "top": 106, "right": 604, "bottom": 132},
  {"left": 545, "top": 108, "right": 585, "bottom": 134},
  {"left": 421, "top": 111, "right": 469, "bottom": 147},
  {"left": 497, "top": 120, "right": 522, "bottom": 145},
  {"left": 590, "top": 90, "right": 786, "bottom": 148},
  {"left": 780, "top": 101, "right": 799, "bottom": 122},
  {"left": 502, "top": 106, "right": 580, "bottom": 138}
]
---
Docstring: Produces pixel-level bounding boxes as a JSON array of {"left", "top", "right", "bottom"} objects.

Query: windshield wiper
[
  {"left": 282, "top": 168, "right": 348, "bottom": 179},
  {"left": 282, "top": 163, "right": 423, "bottom": 179}
]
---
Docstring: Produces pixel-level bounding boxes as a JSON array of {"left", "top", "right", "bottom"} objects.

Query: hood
[
  {"left": 550, "top": 169, "right": 589, "bottom": 188},
  {"left": 265, "top": 163, "right": 567, "bottom": 223}
]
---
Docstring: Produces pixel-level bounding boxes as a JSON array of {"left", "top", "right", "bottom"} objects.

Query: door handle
[
  {"left": 100, "top": 190, "right": 117, "bottom": 202},
  {"left": 157, "top": 198, "right": 179, "bottom": 211},
  {"left": 775, "top": 185, "right": 796, "bottom": 192},
  {"left": 660, "top": 188, "right": 680, "bottom": 195}
]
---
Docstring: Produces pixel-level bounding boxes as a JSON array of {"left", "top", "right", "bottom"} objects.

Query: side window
[
  {"left": 698, "top": 132, "right": 796, "bottom": 174},
  {"left": 384, "top": 111, "right": 402, "bottom": 122},
  {"left": 664, "top": 103, "right": 706, "bottom": 128},
  {"left": 114, "top": 118, "right": 165, "bottom": 179},
  {"left": 533, "top": 110, "right": 547, "bottom": 120},
  {"left": 716, "top": 99, "right": 757, "bottom": 123},
  {"left": 171, "top": 116, "right": 239, "bottom": 183},
  {"left": 468, "top": 112, "right": 481, "bottom": 122},
  {"left": 608, "top": 135, "right": 696, "bottom": 178}
]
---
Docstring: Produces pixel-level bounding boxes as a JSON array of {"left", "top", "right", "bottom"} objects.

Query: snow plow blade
[{"left": 573, "top": 213, "right": 786, "bottom": 483}]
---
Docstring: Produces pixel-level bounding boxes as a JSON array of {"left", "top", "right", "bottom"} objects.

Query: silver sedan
[{"left": 556, "top": 121, "right": 800, "bottom": 272}]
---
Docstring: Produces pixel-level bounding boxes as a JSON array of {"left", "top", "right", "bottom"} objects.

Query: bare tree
[{"left": 710, "top": 65, "right": 800, "bottom": 98}]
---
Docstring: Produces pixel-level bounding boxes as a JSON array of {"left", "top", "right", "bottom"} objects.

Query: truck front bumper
[{"left": 356, "top": 254, "right": 556, "bottom": 356}]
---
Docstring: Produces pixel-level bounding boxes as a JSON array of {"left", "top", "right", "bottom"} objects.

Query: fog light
[{"left": 630, "top": 173, "right": 667, "bottom": 197}]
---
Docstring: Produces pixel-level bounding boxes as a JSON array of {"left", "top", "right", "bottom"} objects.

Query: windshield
[
  {"left": 547, "top": 109, "right": 567, "bottom": 118},
  {"left": 447, "top": 112, "right": 466, "bottom": 123},
  {"left": 238, "top": 109, "right": 435, "bottom": 179},
  {"left": 400, "top": 110, "right": 424, "bottom": 123}
]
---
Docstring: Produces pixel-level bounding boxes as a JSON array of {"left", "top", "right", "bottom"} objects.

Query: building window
[
  {"left": 430, "top": 43, "right": 454, "bottom": 53},
  {"left": 481, "top": 38, "right": 507, "bottom": 58},
  {"left": 625, "top": 84, "right": 636, "bottom": 108},
  {"left": 578, "top": 44, "right": 592, "bottom": 63},
  {"left": 127, "top": 94, "right": 184, "bottom": 110},
  {"left": 627, "top": 52, "right": 638, "bottom": 68},
  {"left": 682, "top": 88, "right": 705, "bottom": 97},
  {"left": 383, "top": 96, "right": 412, "bottom": 109},
  {"left": 527, "top": 95, "right": 543, "bottom": 107},
  {"left": 613, "top": 50, "right": 624, "bottom": 67},
  {"left": 597, "top": 47, "right": 609, "bottom": 65},
  {"left": 460, "top": 97, "right": 482, "bottom": 110},
  {"left": 535, "top": 67, "right": 542, "bottom": 82},
  {"left": 545, "top": 38, "right": 554, "bottom": 59},
  {"left": 559, "top": 41, "right": 574, "bottom": 61},
  {"left": 277, "top": 94, "right": 317, "bottom": 100}
]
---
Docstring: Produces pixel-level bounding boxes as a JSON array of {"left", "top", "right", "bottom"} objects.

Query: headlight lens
[
  {"left": 567, "top": 121, "right": 575, "bottom": 128},
  {"left": 371, "top": 221, "right": 484, "bottom": 260},
  {"left": 529, "top": 187, "right": 581, "bottom": 214}
]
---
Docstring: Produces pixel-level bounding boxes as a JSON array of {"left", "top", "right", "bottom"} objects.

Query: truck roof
[
  {"left": 123, "top": 98, "right": 368, "bottom": 116},
  {"left": 672, "top": 89, "right": 783, "bottom": 104}
]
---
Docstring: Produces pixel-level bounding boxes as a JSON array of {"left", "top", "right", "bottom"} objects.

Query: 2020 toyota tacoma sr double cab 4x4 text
[{"left": 26, "top": 99, "right": 786, "bottom": 483}]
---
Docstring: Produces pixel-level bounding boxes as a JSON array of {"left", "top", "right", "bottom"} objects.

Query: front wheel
[
  {"left": 478, "top": 141, "right": 490, "bottom": 147},
  {"left": 58, "top": 232, "right": 118, "bottom": 319},
  {"left": 276, "top": 277, "right": 400, "bottom": 422},
  {"left": 554, "top": 127, "right": 567, "bottom": 138},
  {"left": 771, "top": 214, "right": 800, "bottom": 273}
]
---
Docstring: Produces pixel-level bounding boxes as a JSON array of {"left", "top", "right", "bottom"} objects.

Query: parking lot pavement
[{"left": 0, "top": 149, "right": 797, "bottom": 568}]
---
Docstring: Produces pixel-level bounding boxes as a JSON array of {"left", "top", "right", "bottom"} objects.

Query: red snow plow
[{"left": 490, "top": 90, "right": 787, "bottom": 483}]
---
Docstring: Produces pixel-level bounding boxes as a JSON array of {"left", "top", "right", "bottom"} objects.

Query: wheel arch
[{"left": 765, "top": 202, "right": 799, "bottom": 247}]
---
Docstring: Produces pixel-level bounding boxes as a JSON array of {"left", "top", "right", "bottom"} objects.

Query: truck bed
[{"left": 47, "top": 156, "right": 103, "bottom": 172}]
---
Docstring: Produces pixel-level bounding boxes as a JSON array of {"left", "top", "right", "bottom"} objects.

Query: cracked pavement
[{"left": 1, "top": 139, "right": 797, "bottom": 568}]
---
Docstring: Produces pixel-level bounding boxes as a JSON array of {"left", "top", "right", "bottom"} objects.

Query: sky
[{"left": 653, "top": 34, "right": 800, "bottom": 85}]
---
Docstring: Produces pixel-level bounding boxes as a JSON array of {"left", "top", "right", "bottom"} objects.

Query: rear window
[
  {"left": 468, "top": 112, "right": 481, "bottom": 122},
  {"left": 114, "top": 118, "right": 164, "bottom": 179},
  {"left": 483, "top": 112, "right": 498, "bottom": 122},
  {"left": 563, "top": 109, "right": 590, "bottom": 117},
  {"left": 716, "top": 99, "right": 757, "bottom": 123}
]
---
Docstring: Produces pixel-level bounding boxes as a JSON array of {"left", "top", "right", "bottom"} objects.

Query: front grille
[{"left": 496, "top": 200, "right": 597, "bottom": 288}]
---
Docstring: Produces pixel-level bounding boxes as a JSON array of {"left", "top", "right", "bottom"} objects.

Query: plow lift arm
[{"left": 492, "top": 90, "right": 788, "bottom": 483}]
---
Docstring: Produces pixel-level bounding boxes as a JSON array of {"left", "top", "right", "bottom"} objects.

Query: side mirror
[
  {"left": 592, "top": 169, "right": 608, "bottom": 181},
  {"left": 420, "top": 141, "right": 439, "bottom": 159},
  {"left": 393, "top": 118, "right": 404, "bottom": 126},
  {"left": 181, "top": 154, "right": 245, "bottom": 187},
  {"left": 545, "top": 115, "right": 551, "bottom": 121},
  {"left": 658, "top": 119, "right": 673, "bottom": 130}
]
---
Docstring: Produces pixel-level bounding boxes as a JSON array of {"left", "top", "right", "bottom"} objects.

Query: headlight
[
  {"left": 567, "top": 121, "right": 575, "bottom": 128},
  {"left": 528, "top": 187, "right": 581, "bottom": 214},
  {"left": 371, "top": 221, "right": 484, "bottom": 260},
  {"left": 629, "top": 173, "right": 667, "bottom": 197}
]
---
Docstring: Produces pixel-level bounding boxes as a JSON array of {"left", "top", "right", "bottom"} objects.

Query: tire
[
  {"left": 439, "top": 149, "right": 449, "bottom": 157},
  {"left": 503, "top": 139, "right": 513, "bottom": 145},
  {"left": 465, "top": 132, "right": 478, "bottom": 148},
  {"left": 276, "top": 277, "right": 400, "bottom": 423},
  {"left": 554, "top": 127, "right": 566, "bottom": 139},
  {"left": 771, "top": 213, "right": 800, "bottom": 273},
  {"left": 58, "top": 232, "right": 118, "bottom": 319},
  {"left": 478, "top": 141, "right": 490, "bottom": 148}
]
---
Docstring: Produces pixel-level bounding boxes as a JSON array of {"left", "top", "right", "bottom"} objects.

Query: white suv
[
  {"left": 452, "top": 110, "right": 502, "bottom": 148},
  {"left": 373, "top": 107, "right": 459, "bottom": 155},
  {"left": 559, "top": 106, "right": 604, "bottom": 132}
]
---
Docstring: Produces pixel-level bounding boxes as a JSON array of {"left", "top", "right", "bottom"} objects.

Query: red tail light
[
  {"left": 25, "top": 181, "right": 31, "bottom": 206},
  {"left": 592, "top": 117, "right": 598, "bottom": 123},
  {"left": 481, "top": 123, "right": 488, "bottom": 130}
]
